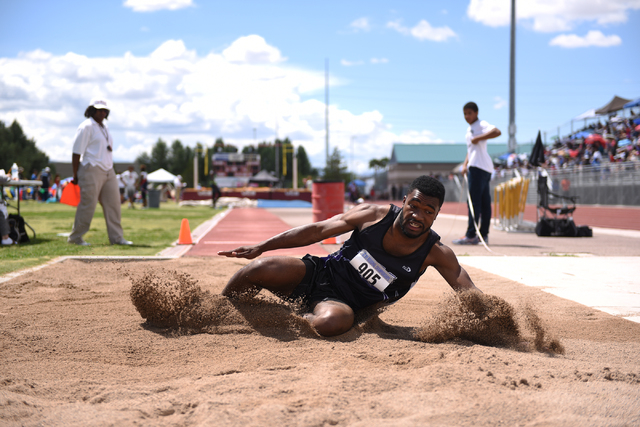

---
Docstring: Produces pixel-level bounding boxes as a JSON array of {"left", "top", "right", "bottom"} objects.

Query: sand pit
[{"left": 1, "top": 257, "right": 639, "bottom": 426}]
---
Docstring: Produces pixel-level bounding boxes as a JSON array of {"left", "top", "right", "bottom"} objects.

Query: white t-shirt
[
  {"left": 121, "top": 170, "right": 139, "bottom": 188},
  {"left": 466, "top": 119, "right": 496, "bottom": 174},
  {"left": 72, "top": 117, "right": 113, "bottom": 171}
]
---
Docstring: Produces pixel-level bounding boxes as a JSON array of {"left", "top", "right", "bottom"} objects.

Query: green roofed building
[{"left": 387, "top": 142, "right": 534, "bottom": 196}]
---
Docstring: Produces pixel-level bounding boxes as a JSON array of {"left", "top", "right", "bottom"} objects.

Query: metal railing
[{"left": 444, "top": 160, "right": 640, "bottom": 206}]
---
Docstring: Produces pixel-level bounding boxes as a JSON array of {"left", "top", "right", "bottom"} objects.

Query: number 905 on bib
[{"left": 349, "top": 250, "right": 396, "bottom": 292}]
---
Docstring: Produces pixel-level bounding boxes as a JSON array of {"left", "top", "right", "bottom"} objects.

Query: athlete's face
[
  {"left": 399, "top": 189, "right": 440, "bottom": 239},
  {"left": 463, "top": 108, "right": 478, "bottom": 125}
]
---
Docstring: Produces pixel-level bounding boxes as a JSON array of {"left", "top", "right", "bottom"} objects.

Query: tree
[
  {"left": 169, "top": 139, "right": 190, "bottom": 175},
  {"left": 369, "top": 157, "right": 389, "bottom": 174},
  {"left": 135, "top": 152, "right": 151, "bottom": 168},
  {"left": 212, "top": 137, "right": 238, "bottom": 154},
  {"left": 242, "top": 145, "right": 257, "bottom": 154},
  {"left": 257, "top": 141, "right": 276, "bottom": 173},
  {"left": 296, "top": 145, "right": 316, "bottom": 183},
  {"left": 369, "top": 157, "right": 389, "bottom": 194},
  {"left": 0, "top": 120, "right": 50, "bottom": 177},
  {"left": 213, "top": 137, "right": 225, "bottom": 153},
  {"left": 323, "top": 147, "right": 351, "bottom": 182},
  {"left": 150, "top": 138, "right": 170, "bottom": 171}
]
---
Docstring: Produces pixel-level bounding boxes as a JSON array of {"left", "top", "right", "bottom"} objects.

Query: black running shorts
[{"left": 287, "top": 254, "right": 347, "bottom": 309}]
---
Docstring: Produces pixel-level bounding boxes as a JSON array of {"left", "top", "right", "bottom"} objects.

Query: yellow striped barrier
[{"left": 493, "top": 176, "right": 532, "bottom": 232}]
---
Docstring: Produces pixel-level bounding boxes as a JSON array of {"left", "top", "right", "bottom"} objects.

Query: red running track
[
  {"left": 186, "top": 207, "right": 330, "bottom": 257},
  {"left": 186, "top": 201, "right": 639, "bottom": 257}
]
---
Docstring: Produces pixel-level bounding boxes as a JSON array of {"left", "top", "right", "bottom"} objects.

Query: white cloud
[
  {"left": 123, "top": 0, "right": 193, "bottom": 12},
  {"left": 222, "top": 35, "right": 286, "bottom": 64},
  {"left": 549, "top": 30, "right": 622, "bottom": 48},
  {"left": 370, "top": 58, "right": 389, "bottom": 64},
  {"left": 0, "top": 36, "right": 425, "bottom": 170},
  {"left": 493, "top": 96, "right": 507, "bottom": 110},
  {"left": 387, "top": 19, "right": 457, "bottom": 42},
  {"left": 467, "top": 0, "right": 640, "bottom": 32},
  {"left": 350, "top": 17, "right": 371, "bottom": 32},
  {"left": 341, "top": 59, "right": 365, "bottom": 67}
]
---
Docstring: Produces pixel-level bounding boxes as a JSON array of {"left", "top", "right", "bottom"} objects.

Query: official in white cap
[{"left": 68, "top": 98, "right": 132, "bottom": 246}]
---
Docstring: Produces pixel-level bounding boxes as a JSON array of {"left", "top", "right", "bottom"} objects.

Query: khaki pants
[{"left": 69, "top": 164, "right": 124, "bottom": 244}]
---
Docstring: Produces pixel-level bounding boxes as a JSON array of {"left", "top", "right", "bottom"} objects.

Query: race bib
[{"left": 349, "top": 250, "right": 396, "bottom": 292}]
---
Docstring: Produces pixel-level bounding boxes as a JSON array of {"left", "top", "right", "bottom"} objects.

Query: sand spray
[{"left": 130, "top": 268, "right": 563, "bottom": 353}]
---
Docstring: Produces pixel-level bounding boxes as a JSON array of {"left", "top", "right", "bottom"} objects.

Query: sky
[{"left": 1, "top": 0, "right": 639, "bottom": 174}]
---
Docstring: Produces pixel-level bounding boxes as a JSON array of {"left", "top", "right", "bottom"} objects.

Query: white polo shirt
[
  {"left": 466, "top": 119, "right": 496, "bottom": 174},
  {"left": 72, "top": 117, "right": 113, "bottom": 171},
  {"left": 121, "top": 170, "right": 138, "bottom": 188}
]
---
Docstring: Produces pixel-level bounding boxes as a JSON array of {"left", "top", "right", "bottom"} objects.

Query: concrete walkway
[{"left": 458, "top": 256, "right": 640, "bottom": 323}]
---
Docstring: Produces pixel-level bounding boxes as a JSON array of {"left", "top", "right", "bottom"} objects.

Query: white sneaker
[
  {"left": 2, "top": 237, "right": 14, "bottom": 245},
  {"left": 68, "top": 238, "right": 90, "bottom": 246},
  {"left": 113, "top": 238, "right": 133, "bottom": 245}
]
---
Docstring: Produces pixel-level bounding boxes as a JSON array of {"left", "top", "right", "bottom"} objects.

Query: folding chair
[{"left": 535, "top": 173, "right": 579, "bottom": 237}]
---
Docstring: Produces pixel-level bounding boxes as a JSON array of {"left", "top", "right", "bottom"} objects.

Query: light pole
[
  {"left": 508, "top": 0, "right": 517, "bottom": 153},
  {"left": 350, "top": 136, "right": 356, "bottom": 175}
]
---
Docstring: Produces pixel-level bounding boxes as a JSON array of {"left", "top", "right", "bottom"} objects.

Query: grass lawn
[{"left": 0, "top": 200, "right": 222, "bottom": 276}]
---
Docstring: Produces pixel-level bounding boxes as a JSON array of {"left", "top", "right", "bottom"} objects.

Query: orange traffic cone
[
  {"left": 178, "top": 218, "right": 193, "bottom": 245},
  {"left": 321, "top": 235, "right": 342, "bottom": 245}
]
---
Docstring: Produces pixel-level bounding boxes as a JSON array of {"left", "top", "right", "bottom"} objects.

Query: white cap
[{"left": 90, "top": 98, "right": 109, "bottom": 110}]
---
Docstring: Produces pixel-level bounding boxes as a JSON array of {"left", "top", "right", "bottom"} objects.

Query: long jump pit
[{"left": 1, "top": 207, "right": 639, "bottom": 426}]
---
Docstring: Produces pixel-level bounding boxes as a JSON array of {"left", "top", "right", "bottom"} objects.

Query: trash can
[
  {"left": 148, "top": 189, "right": 161, "bottom": 208},
  {"left": 312, "top": 181, "right": 344, "bottom": 223}
]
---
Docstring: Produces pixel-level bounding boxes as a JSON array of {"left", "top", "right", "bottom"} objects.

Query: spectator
[
  {"left": 38, "top": 167, "right": 51, "bottom": 202},
  {"left": 30, "top": 169, "right": 38, "bottom": 200},
  {"left": 211, "top": 173, "right": 221, "bottom": 208},
  {"left": 51, "top": 174, "right": 62, "bottom": 201},
  {"left": 116, "top": 170, "right": 125, "bottom": 204},
  {"left": 173, "top": 174, "right": 183, "bottom": 204},
  {"left": 453, "top": 101, "right": 501, "bottom": 246},
  {"left": 67, "top": 98, "right": 132, "bottom": 246},
  {"left": 138, "top": 164, "right": 148, "bottom": 209},
  {"left": 121, "top": 165, "right": 139, "bottom": 209},
  {"left": 1, "top": 201, "right": 13, "bottom": 245}
]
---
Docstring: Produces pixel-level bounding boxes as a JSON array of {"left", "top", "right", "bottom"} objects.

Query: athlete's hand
[{"left": 217, "top": 245, "right": 263, "bottom": 259}]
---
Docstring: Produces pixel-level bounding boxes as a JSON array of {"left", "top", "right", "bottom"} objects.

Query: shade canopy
[
  {"left": 573, "top": 109, "right": 597, "bottom": 120},
  {"left": 624, "top": 98, "right": 640, "bottom": 109},
  {"left": 146, "top": 168, "right": 177, "bottom": 183},
  {"left": 249, "top": 169, "right": 279, "bottom": 183},
  {"left": 595, "top": 96, "right": 632, "bottom": 115}
]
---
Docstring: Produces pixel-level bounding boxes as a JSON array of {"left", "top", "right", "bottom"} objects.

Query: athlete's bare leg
[
  {"left": 304, "top": 300, "right": 354, "bottom": 337},
  {"left": 222, "top": 256, "right": 355, "bottom": 336},
  {"left": 222, "top": 256, "right": 307, "bottom": 299}
]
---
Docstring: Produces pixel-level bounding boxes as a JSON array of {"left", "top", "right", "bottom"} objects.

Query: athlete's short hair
[
  {"left": 463, "top": 101, "right": 478, "bottom": 112},
  {"left": 407, "top": 175, "right": 445, "bottom": 207}
]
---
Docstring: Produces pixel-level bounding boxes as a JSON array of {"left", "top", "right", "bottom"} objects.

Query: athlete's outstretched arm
[
  {"left": 218, "top": 203, "right": 385, "bottom": 259},
  {"left": 428, "top": 242, "right": 481, "bottom": 292}
]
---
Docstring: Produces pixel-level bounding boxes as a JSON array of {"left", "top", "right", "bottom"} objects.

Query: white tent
[
  {"left": 573, "top": 109, "right": 597, "bottom": 120},
  {"left": 146, "top": 168, "right": 177, "bottom": 183}
]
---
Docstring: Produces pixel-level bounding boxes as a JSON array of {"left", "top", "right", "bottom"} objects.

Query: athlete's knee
[
  {"left": 221, "top": 259, "right": 268, "bottom": 298},
  {"left": 310, "top": 307, "right": 354, "bottom": 337}
]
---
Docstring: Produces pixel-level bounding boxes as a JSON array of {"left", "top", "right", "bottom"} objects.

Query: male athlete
[{"left": 218, "top": 175, "right": 480, "bottom": 337}]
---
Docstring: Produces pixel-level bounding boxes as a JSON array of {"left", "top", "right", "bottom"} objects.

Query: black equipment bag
[
  {"left": 8, "top": 214, "right": 30, "bottom": 244},
  {"left": 535, "top": 218, "right": 592, "bottom": 237}
]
